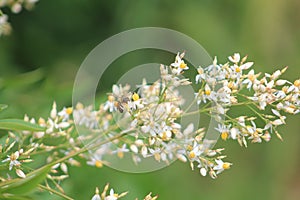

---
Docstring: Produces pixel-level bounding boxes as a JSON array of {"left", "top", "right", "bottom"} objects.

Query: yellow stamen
[
  {"left": 222, "top": 162, "right": 231, "bottom": 169},
  {"left": 180, "top": 62, "right": 187, "bottom": 69},
  {"left": 221, "top": 132, "right": 229, "bottom": 140},
  {"left": 95, "top": 160, "right": 103, "bottom": 168},
  {"left": 132, "top": 93, "right": 139, "bottom": 101},
  {"left": 117, "top": 151, "right": 124, "bottom": 159},
  {"left": 189, "top": 151, "right": 196, "bottom": 159},
  {"left": 205, "top": 90, "right": 211, "bottom": 96},
  {"left": 108, "top": 95, "right": 115, "bottom": 102},
  {"left": 236, "top": 67, "right": 241, "bottom": 73},
  {"left": 66, "top": 107, "right": 73, "bottom": 115}
]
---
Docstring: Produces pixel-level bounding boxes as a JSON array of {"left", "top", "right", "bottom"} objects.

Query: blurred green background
[{"left": 1, "top": 0, "right": 300, "bottom": 199}]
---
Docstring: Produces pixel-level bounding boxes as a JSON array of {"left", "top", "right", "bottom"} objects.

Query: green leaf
[
  {"left": 0, "top": 119, "right": 45, "bottom": 132},
  {"left": 3, "top": 69, "right": 45, "bottom": 89},
  {"left": 0, "top": 104, "right": 8, "bottom": 112},
  {"left": 0, "top": 165, "right": 51, "bottom": 195}
]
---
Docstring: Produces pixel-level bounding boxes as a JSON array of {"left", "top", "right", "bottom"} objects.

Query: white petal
[
  {"left": 183, "top": 123, "right": 194, "bottom": 135},
  {"left": 228, "top": 53, "right": 240, "bottom": 63},
  {"left": 130, "top": 144, "right": 138, "bottom": 153},
  {"left": 271, "top": 109, "right": 281, "bottom": 117},
  {"left": 58, "top": 122, "right": 70, "bottom": 129},
  {"left": 141, "top": 146, "right": 148, "bottom": 157},
  {"left": 200, "top": 168, "right": 207, "bottom": 176},
  {"left": 276, "top": 79, "right": 287, "bottom": 86},
  {"left": 16, "top": 169, "right": 26, "bottom": 178},
  {"left": 91, "top": 194, "right": 101, "bottom": 200},
  {"left": 240, "top": 62, "right": 254, "bottom": 70}
]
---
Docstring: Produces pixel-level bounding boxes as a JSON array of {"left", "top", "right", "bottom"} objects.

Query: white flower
[
  {"left": 58, "top": 107, "right": 73, "bottom": 121},
  {"left": 103, "top": 95, "right": 117, "bottom": 112},
  {"left": 242, "top": 69, "right": 259, "bottom": 90},
  {"left": 91, "top": 187, "right": 101, "bottom": 200},
  {"left": 228, "top": 53, "right": 240, "bottom": 63},
  {"left": 171, "top": 52, "right": 189, "bottom": 75},
  {"left": 213, "top": 159, "right": 231, "bottom": 174},
  {"left": 195, "top": 67, "right": 205, "bottom": 83},
  {"left": 73, "top": 105, "right": 99, "bottom": 129},
  {"left": 187, "top": 141, "right": 203, "bottom": 162},
  {"left": 2, "top": 151, "right": 21, "bottom": 170},
  {"left": 215, "top": 124, "right": 231, "bottom": 140},
  {"left": 112, "top": 144, "right": 129, "bottom": 158},
  {"left": 92, "top": 194, "right": 101, "bottom": 200},
  {"left": 104, "top": 189, "right": 118, "bottom": 200}
]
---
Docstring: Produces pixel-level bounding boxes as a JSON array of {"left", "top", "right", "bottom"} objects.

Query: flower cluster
[
  {"left": 0, "top": 0, "right": 38, "bottom": 36},
  {"left": 195, "top": 53, "right": 300, "bottom": 146},
  {"left": 0, "top": 52, "right": 299, "bottom": 199},
  {"left": 91, "top": 184, "right": 158, "bottom": 200}
]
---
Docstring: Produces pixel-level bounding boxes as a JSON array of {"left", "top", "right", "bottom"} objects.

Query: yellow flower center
[
  {"left": 236, "top": 67, "right": 241, "bottom": 73},
  {"left": 108, "top": 95, "right": 115, "bottom": 102},
  {"left": 180, "top": 62, "right": 187, "bottom": 69},
  {"left": 222, "top": 162, "right": 231, "bottom": 169},
  {"left": 189, "top": 151, "right": 196, "bottom": 159},
  {"left": 132, "top": 93, "right": 139, "bottom": 101},
  {"left": 95, "top": 160, "right": 103, "bottom": 168},
  {"left": 205, "top": 89, "right": 211, "bottom": 96},
  {"left": 221, "top": 132, "right": 229, "bottom": 140},
  {"left": 66, "top": 107, "right": 73, "bottom": 115},
  {"left": 117, "top": 151, "right": 124, "bottom": 159},
  {"left": 10, "top": 153, "right": 17, "bottom": 161}
]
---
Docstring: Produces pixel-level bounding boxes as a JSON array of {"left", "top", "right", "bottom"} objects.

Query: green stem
[
  {"left": 182, "top": 105, "right": 212, "bottom": 117},
  {"left": 39, "top": 184, "right": 74, "bottom": 200},
  {"left": 246, "top": 104, "right": 268, "bottom": 123},
  {"left": 52, "top": 132, "right": 128, "bottom": 166}
]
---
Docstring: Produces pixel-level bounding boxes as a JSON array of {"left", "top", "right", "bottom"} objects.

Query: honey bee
[{"left": 114, "top": 95, "right": 130, "bottom": 113}]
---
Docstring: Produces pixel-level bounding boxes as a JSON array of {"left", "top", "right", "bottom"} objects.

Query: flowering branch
[{"left": 0, "top": 52, "right": 299, "bottom": 199}]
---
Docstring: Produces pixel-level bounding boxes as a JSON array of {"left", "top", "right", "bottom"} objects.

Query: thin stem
[
  {"left": 39, "top": 184, "right": 74, "bottom": 200},
  {"left": 183, "top": 97, "right": 197, "bottom": 113},
  {"left": 182, "top": 106, "right": 212, "bottom": 117},
  {"left": 246, "top": 104, "right": 268, "bottom": 123},
  {"left": 52, "top": 132, "right": 128, "bottom": 166}
]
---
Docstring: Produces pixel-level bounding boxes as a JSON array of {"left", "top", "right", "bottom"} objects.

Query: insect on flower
[{"left": 114, "top": 95, "right": 130, "bottom": 113}]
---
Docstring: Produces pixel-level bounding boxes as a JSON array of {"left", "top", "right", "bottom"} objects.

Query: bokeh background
[{"left": 1, "top": 0, "right": 300, "bottom": 199}]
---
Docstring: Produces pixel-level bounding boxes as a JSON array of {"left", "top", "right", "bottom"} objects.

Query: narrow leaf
[
  {"left": 0, "top": 119, "right": 45, "bottom": 132},
  {"left": 0, "top": 165, "right": 51, "bottom": 195}
]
